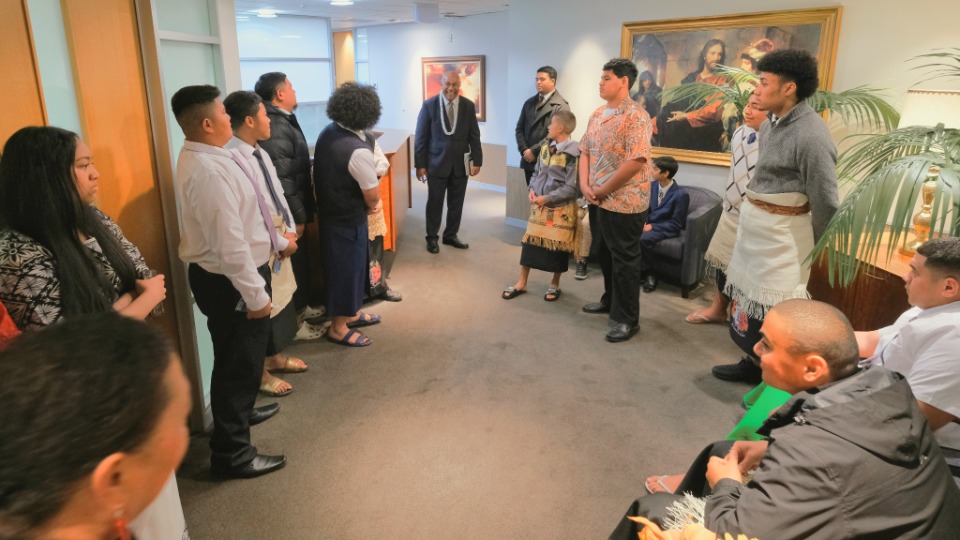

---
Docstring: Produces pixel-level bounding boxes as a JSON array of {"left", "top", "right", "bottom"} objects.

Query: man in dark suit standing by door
[
  {"left": 415, "top": 70, "right": 483, "bottom": 254},
  {"left": 515, "top": 66, "right": 570, "bottom": 185}
]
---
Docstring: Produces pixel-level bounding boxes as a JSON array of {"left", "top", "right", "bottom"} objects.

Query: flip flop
[
  {"left": 260, "top": 376, "right": 292, "bottom": 397},
  {"left": 267, "top": 356, "right": 308, "bottom": 374},
  {"left": 502, "top": 286, "right": 527, "bottom": 300},
  {"left": 684, "top": 311, "right": 726, "bottom": 325},
  {"left": 346, "top": 311, "right": 381, "bottom": 329},
  {"left": 544, "top": 288, "right": 561, "bottom": 302},
  {"left": 644, "top": 474, "right": 679, "bottom": 494},
  {"left": 327, "top": 329, "right": 372, "bottom": 347}
]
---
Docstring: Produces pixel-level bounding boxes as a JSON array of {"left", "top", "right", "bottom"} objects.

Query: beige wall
[{"left": 333, "top": 31, "right": 355, "bottom": 87}]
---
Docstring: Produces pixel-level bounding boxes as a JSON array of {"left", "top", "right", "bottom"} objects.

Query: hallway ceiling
[{"left": 234, "top": 0, "right": 510, "bottom": 30}]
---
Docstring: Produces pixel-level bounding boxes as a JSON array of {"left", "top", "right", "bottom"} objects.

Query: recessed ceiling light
[
  {"left": 254, "top": 8, "right": 279, "bottom": 17},
  {"left": 330, "top": 1, "right": 354, "bottom": 5}
]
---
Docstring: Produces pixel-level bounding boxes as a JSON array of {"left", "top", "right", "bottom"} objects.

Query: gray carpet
[{"left": 177, "top": 181, "right": 749, "bottom": 539}]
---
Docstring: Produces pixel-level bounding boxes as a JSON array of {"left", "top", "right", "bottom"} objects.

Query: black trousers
[
  {"left": 523, "top": 167, "right": 534, "bottom": 186},
  {"left": 189, "top": 263, "right": 271, "bottom": 469},
  {"left": 597, "top": 208, "right": 648, "bottom": 326},
  {"left": 608, "top": 440, "right": 735, "bottom": 539},
  {"left": 425, "top": 173, "right": 468, "bottom": 241}
]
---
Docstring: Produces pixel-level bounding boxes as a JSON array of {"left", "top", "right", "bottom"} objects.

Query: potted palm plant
[{"left": 812, "top": 49, "right": 960, "bottom": 285}]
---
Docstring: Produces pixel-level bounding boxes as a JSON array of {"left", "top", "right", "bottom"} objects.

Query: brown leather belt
[{"left": 748, "top": 196, "right": 810, "bottom": 216}]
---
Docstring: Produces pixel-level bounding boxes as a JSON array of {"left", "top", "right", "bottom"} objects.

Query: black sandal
[
  {"left": 502, "top": 286, "right": 527, "bottom": 300},
  {"left": 544, "top": 288, "right": 561, "bottom": 301}
]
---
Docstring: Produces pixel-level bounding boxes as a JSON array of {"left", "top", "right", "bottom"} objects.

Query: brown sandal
[
  {"left": 259, "top": 376, "right": 292, "bottom": 397},
  {"left": 267, "top": 356, "right": 308, "bottom": 374}
]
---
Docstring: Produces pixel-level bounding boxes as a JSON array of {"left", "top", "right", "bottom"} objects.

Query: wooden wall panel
[
  {"left": 0, "top": 0, "right": 46, "bottom": 146},
  {"left": 60, "top": 0, "right": 181, "bottom": 352}
]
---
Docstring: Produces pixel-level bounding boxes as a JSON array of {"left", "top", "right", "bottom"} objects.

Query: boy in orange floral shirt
[{"left": 579, "top": 58, "right": 653, "bottom": 343}]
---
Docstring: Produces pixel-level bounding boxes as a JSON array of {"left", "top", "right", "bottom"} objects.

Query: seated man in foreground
[
  {"left": 609, "top": 299, "right": 960, "bottom": 540},
  {"left": 857, "top": 236, "right": 960, "bottom": 482}
]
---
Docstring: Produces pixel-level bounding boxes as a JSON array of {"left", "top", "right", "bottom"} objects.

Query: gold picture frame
[
  {"left": 421, "top": 55, "right": 486, "bottom": 121},
  {"left": 621, "top": 7, "right": 842, "bottom": 166}
]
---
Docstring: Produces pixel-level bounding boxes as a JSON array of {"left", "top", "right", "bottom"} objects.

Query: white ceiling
[{"left": 234, "top": 0, "right": 510, "bottom": 31}]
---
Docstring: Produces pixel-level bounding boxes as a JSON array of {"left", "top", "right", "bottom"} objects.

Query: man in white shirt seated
[{"left": 857, "top": 236, "right": 960, "bottom": 481}]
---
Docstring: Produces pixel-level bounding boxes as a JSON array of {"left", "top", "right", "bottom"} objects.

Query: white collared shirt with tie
[{"left": 176, "top": 140, "right": 273, "bottom": 311}]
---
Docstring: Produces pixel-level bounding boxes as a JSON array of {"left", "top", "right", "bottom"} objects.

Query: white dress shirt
[
  {"left": 870, "top": 301, "right": 960, "bottom": 450},
  {"left": 226, "top": 137, "right": 295, "bottom": 249},
  {"left": 335, "top": 124, "right": 380, "bottom": 190},
  {"left": 176, "top": 140, "right": 272, "bottom": 311}
]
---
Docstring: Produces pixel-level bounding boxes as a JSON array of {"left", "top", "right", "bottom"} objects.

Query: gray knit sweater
[{"left": 750, "top": 101, "right": 838, "bottom": 241}]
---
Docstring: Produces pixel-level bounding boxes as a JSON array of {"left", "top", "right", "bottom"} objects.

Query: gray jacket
[{"left": 706, "top": 366, "right": 960, "bottom": 539}]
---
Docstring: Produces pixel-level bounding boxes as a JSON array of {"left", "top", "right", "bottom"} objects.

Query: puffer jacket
[
  {"left": 706, "top": 366, "right": 960, "bottom": 539},
  {"left": 259, "top": 103, "right": 314, "bottom": 223}
]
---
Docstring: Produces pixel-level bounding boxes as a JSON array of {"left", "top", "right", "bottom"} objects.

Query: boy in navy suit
[{"left": 640, "top": 156, "right": 689, "bottom": 292}]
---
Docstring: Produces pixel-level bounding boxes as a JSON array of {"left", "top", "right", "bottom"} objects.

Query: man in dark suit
[
  {"left": 415, "top": 70, "right": 483, "bottom": 254},
  {"left": 640, "top": 156, "right": 689, "bottom": 292},
  {"left": 515, "top": 66, "right": 570, "bottom": 185}
]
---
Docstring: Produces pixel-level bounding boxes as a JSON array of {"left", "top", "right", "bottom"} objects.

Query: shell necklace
[{"left": 440, "top": 97, "right": 457, "bottom": 136}]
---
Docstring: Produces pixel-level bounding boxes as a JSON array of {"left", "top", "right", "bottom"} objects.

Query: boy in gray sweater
[{"left": 713, "top": 49, "right": 839, "bottom": 383}]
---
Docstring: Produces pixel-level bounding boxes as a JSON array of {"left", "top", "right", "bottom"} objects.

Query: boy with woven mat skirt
[{"left": 503, "top": 111, "right": 580, "bottom": 302}]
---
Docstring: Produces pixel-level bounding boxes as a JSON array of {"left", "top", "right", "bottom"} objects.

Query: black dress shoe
[
  {"left": 582, "top": 302, "right": 610, "bottom": 314},
  {"left": 712, "top": 357, "right": 763, "bottom": 384},
  {"left": 643, "top": 274, "right": 659, "bottom": 293},
  {"left": 381, "top": 289, "right": 403, "bottom": 302},
  {"left": 211, "top": 454, "right": 286, "bottom": 479},
  {"left": 606, "top": 322, "right": 640, "bottom": 342},
  {"left": 442, "top": 236, "right": 469, "bottom": 249},
  {"left": 249, "top": 403, "right": 280, "bottom": 426},
  {"left": 426, "top": 239, "right": 439, "bottom": 254}
]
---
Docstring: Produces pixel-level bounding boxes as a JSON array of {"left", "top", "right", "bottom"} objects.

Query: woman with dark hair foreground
[
  {"left": 0, "top": 312, "right": 191, "bottom": 540},
  {"left": 313, "top": 82, "right": 384, "bottom": 347}
]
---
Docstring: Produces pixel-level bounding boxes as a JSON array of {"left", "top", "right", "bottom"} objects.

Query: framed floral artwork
[{"left": 421, "top": 55, "right": 486, "bottom": 121}]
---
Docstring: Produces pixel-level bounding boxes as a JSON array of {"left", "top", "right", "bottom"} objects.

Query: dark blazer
[
  {"left": 514, "top": 91, "right": 570, "bottom": 171},
  {"left": 259, "top": 103, "right": 315, "bottom": 223},
  {"left": 415, "top": 95, "right": 483, "bottom": 179},
  {"left": 642, "top": 181, "right": 690, "bottom": 244}
]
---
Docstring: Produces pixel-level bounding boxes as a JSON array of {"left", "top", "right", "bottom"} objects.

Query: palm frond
[
  {"left": 812, "top": 157, "right": 946, "bottom": 285},
  {"left": 660, "top": 82, "right": 743, "bottom": 112},
  {"left": 808, "top": 86, "right": 900, "bottom": 131},
  {"left": 813, "top": 125, "right": 960, "bottom": 285},
  {"left": 660, "top": 64, "right": 898, "bottom": 131},
  {"left": 837, "top": 126, "right": 941, "bottom": 180},
  {"left": 909, "top": 48, "right": 960, "bottom": 84}
]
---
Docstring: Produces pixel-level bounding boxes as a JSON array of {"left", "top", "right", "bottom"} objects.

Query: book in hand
[{"left": 464, "top": 151, "right": 475, "bottom": 176}]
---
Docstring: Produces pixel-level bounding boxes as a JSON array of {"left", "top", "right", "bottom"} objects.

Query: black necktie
[
  {"left": 537, "top": 94, "right": 545, "bottom": 108},
  {"left": 252, "top": 148, "right": 292, "bottom": 227}
]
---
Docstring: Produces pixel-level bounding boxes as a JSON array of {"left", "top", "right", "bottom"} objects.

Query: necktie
[
  {"left": 445, "top": 101, "right": 455, "bottom": 128},
  {"left": 229, "top": 151, "right": 281, "bottom": 254},
  {"left": 253, "top": 148, "right": 292, "bottom": 227},
  {"left": 537, "top": 94, "right": 545, "bottom": 108},
  {"left": 658, "top": 186, "right": 665, "bottom": 205}
]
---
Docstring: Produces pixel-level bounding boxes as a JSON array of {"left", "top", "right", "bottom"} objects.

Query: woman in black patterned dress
[{"left": 0, "top": 126, "right": 166, "bottom": 330}]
